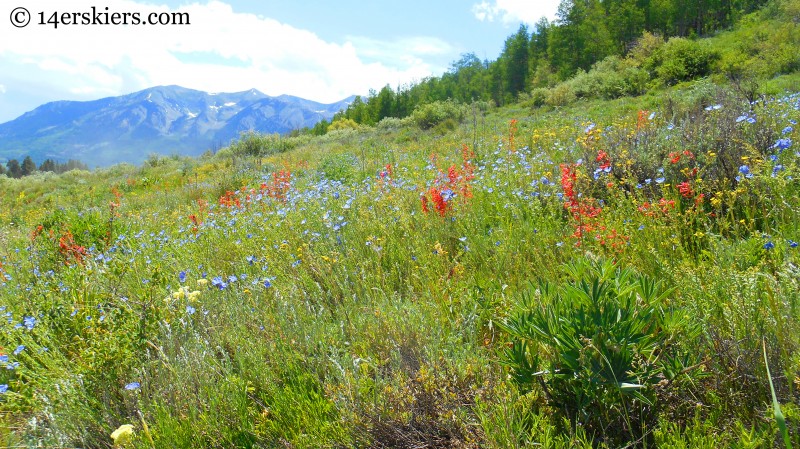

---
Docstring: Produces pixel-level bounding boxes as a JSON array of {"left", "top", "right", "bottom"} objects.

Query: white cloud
[
  {"left": 471, "top": 0, "right": 561, "bottom": 25},
  {"left": 0, "top": 0, "right": 444, "bottom": 109}
]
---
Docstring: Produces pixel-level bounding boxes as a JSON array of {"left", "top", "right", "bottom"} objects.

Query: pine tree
[
  {"left": 6, "top": 159, "right": 21, "bottom": 178},
  {"left": 39, "top": 159, "right": 56, "bottom": 172},
  {"left": 21, "top": 156, "right": 36, "bottom": 176}
]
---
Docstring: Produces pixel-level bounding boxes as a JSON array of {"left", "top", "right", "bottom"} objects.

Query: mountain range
[{"left": 0, "top": 86, "right": 354, "bottom": 167}]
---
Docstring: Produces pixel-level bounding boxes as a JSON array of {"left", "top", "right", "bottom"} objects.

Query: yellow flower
[
  {"left": 110, "top": 424, "right": 134, "bottom": 446},
  {"left": 187, "top": 291, "right": 201, "bottom": 302},
  {"left": 197, "top": 279, "right": 208, "bottom": 288}
]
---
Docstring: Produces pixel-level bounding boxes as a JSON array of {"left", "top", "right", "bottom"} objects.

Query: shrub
[
  {"left": 328, "top": 118, "right": 361, "bottom": 131},
  {"left": 545, "top": 83, "right": 576, "bottom": 107},
  {"left": 501, "top": 258, "right": 702, "bottom": 446},
  {"left": 228, "top": 131, "right": 289, "bottom": 159},
  {"left": 410, "top": 100, "right": 466, "bottom": 130},
  {"left": 649, "top": 37, "right": 718, "bottom": 85}
]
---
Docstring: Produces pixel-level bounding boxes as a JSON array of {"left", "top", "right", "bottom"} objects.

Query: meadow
[{"left": 0, "top": 78, "right": 799, "bottom": 448}]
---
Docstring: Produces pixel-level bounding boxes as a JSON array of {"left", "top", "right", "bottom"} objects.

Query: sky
[{"left": 0, "top": 0, "right": 561, "bottom": 123}]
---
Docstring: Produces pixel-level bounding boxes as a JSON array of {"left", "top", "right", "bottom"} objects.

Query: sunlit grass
[{"left": 0, "top": 82, "right": 798, "bottom": 448}]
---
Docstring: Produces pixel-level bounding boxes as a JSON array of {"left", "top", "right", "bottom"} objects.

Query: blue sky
[{"left": 0, "top": 0, "right": 560, "bottom": 122}]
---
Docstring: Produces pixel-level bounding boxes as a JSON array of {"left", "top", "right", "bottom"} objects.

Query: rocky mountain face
[{"left": 0, "top": 85, "right": 353, "bottom": 167}]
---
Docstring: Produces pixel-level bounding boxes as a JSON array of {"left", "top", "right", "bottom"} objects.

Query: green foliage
[
  {"left": 228, "top": 131, "right": 289, "bottom": 159},
  {"left": 501, "top": 258, "right": 701, "bottom": 445},
  {"left": 649, "top": 37, "right": 718, "bottom": 85},
  {"left": 2, "top": 16, "right": 800, "bottom": 445},
  {"left": 328, "top": 118, "right": 360, "bottom": 131},
  {"left": 545, "top": 83, "right": 576, "bottom": 107},
  {"left": 318, "top": 152, "right": 359, "bottom": 184},
  {"left": 410, "top": 100, "right": 466, "bottom": 129}
]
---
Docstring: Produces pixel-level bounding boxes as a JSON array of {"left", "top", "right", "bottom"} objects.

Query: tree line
[
  {"left": 0, "top": 156, "right": 89, "bottom": 178},
  {"left": 318, "top": 0, "right": 768, "bottom": 131}
]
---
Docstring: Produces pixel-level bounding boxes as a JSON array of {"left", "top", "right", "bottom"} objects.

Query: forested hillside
[{"left": 321, "top": 0, "right": 795, "bottom": 131}]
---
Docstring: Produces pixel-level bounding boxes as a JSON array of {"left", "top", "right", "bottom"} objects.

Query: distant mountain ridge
[{"left": 0, "top": 86, "right": 354, "bottom": 167}]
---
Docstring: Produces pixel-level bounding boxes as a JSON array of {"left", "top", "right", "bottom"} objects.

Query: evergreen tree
[
  {"left": 500, "top": 24, "right": 531, "bottom": 101},
  {"left": 6, "top": 159, "right": 21, "bottom": 178},
  {"left": 21, "top": 156, "right": 36, "bottom": 176},
  {"left": 39, "top": 159, "right": 56, "bottom": 172}
]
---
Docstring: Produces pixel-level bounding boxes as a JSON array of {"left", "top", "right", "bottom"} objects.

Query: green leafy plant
[
  {"left": 764, "top": 339, "right": 792, "bottom": 449},
  {"left": 501, "top": 258, "right": 701, "bottom": 446}
]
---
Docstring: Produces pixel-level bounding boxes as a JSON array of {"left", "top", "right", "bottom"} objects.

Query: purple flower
[
  {"left": 789, "top": 240, "right": 798, "bottom": 248},
  {"left": 124, "top": 382, "right": 141, "bottom": 390},
  {"left": 178, "top": 271, "right": 186, "bottom": 284}
]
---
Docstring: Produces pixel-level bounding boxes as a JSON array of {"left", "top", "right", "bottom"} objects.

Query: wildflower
[
  {"left": 429, "top": 188, "right": 448, "bottom": 217},
  {"left": 110, "top": 424, "right": 134, "bottom": 447},
  {"left": 186, "top": 305, "right": 196, "bottom": 315},
  {"left": 0, "top": 384, "right": 7, "bottom": 394},
  {"left": 211, "top": 277, "right": 227, "bottom": 290},
  {"left": 782, "top": 126, "right": 793, "bottom": 134},
  {"left": 187, "top": 291, "right": 201, "bottom": 302},
  {"left": 773, "top": 138, "right": 792, "bottom": 151},
  {"left": 12, "top": 345, "right": 24, "bottom": 355},
  {"left": 197, "top": 278, "right": 208, "bottom": 288},
  {"left": 655, "top": 177, "right": 665, "bottom": 184},
  {"left": 441, "top": 188, "right": 456, "bottom": 202},
  {"left": 738, "top": 165, "right": 753, "bottom": 180},
  {"left": 764, "top": 241, "right": 775, "bottom": 250},
  {"left": 677, "top": 182, "right": 693, "bottom": 198},
  {"left": 178, "top": 271, "right": 186, "bottom": 284},
  {"left": 124, "top": 382, "right": 140, "bottom": 391},
  {"left": 23, "top": 316, "right": 35, "bottom": 330},
  {"left": 789, "top": 240, "right": 798, "bottom": 248},
  {"left": 263, "top": 279, "right": 272, "bottom": 288}
]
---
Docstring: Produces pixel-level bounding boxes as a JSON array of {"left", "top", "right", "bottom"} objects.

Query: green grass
[{"left": 0, "top": 78, "right": 799, "bottom": 448}]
